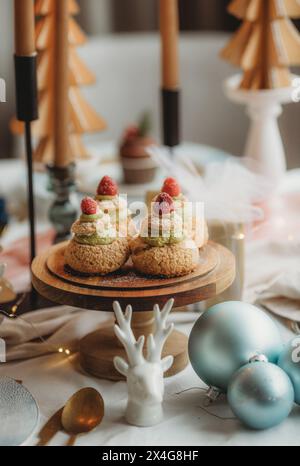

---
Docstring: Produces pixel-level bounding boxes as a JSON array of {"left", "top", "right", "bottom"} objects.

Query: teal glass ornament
[
  {"left": 278, "top": 338, "right": 300, "bottom": 405},
  {"left": 188, "top": 301, "right": 283, "bottom": 392},
  {"left": 228, "top": 361, "right": 294, "bottom": 430}
]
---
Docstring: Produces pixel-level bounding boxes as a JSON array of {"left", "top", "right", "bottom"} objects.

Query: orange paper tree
[
  {"left": 11, "top": 0, "right": 106, "bottom": 163},
  {"left": 220, "top": 0, "right": 300, "bottom": 90}
]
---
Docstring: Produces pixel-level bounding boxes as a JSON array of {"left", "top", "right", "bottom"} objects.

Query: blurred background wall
[
  {"left": 1, "top": 0, "right": 238, "bottom": 159},
  {"left": 77, "top": 0, "right": 239, "bottom": 34},
  {"left": 0, "top": 0, "right": 299, "bottom": 168}
]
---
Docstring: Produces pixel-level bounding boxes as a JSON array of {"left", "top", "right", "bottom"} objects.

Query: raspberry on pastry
[{"left": 65, "top": 179, "right": 130, "bottom": 275}]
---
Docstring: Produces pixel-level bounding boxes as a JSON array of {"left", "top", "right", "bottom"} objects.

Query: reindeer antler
[
  {"left": 147, "top": 299, "right": 175, "bottom": 363},
  {"left": 113, "top": 302, "right": 145, "bottom": 367}
]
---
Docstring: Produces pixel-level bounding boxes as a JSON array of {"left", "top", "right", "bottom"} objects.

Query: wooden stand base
[
  {"left": 80, "top": 311, "right": 188, "bottom": 381},
  {"left": 32, "top": 241, "right": 235, "bottom": 381}
]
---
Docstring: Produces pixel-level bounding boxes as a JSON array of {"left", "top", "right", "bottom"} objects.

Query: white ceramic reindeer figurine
[{"left": 113, "top": 299, "right": 175, "bottom": 427}]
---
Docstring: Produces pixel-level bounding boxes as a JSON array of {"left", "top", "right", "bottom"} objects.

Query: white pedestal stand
[{"left": 224, "top": 74, "right": 299, "bottom": 187}]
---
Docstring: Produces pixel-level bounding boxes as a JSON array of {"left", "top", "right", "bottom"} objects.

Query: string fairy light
[
  {"left": 174, "top": 386, "right": 236, "bottom": 422},
  {"left": 0, "top": 295, "right": 72, "bottom": 358}
]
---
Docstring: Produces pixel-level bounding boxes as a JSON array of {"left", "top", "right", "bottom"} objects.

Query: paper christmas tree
[
  {"left": 220, "top": 0, "right": 300, "bottom": 90},
  {"left": 11, "top": 0, "right": 106, "bottom": 163}
]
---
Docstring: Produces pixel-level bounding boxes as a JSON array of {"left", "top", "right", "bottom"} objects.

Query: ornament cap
[
  {"left": 204, "top": 386, "right": 222, "bottom": 406},
  {"left": 249, "top": 354, "right": 269, "bottom": 364}
]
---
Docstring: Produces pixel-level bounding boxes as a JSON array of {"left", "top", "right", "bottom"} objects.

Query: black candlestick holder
[
  {"left": 14, "top": 54, "right": 38, "bottom": 262},
  {"left": 161, "top": 88, "right": 180, "bottom": 148},
  {"left": 47, "top": 163, "right": 78, "bottom": 244}
]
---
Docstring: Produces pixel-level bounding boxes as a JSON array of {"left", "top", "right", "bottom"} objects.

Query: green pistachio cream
[
  {"left": 75, "top": 212, "right": 116, "bottom": 245},
  {"left": 75, "top": 232, "right": 115, "bottom": 246},
  {"left": 143, "top": 235, "right": 185, "bottom": 247},
  {"left": 95, "top": 195, "right": 117, "bottom": 201},
  {"left": 143, "top": 221, "right": 185, "bottom": 247},
  {"left": 80, "top": 213, "right": 102, "bottom": 223}
]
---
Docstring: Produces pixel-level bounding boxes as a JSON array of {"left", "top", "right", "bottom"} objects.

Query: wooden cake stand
[{"left": 32, "top": 241, "right": 235, "bottom": 381}]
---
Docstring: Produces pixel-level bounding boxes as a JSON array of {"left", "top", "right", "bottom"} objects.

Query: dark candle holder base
[{"left": 47, "top": 163, "right": 78, "bottom": 244}]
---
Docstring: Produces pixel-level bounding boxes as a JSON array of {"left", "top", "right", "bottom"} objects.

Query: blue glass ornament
[
  {"left": 188, "top": 301, "right": 283, "bottom": 391},
  {"left": 0, "top": 197, "right": 8, "bottom": 236},
  {"left": 278, "top": 338, "right": 300, "bottom": 405},
  {"left": 228, "top": 361, "right": 294, "bottom": 430}
]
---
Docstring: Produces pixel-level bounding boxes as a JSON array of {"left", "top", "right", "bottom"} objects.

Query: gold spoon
[{"left": 61, "top": 388, "right": 105, "bottom": 446}]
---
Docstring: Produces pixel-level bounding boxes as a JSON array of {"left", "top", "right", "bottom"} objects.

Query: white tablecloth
[
  {"left": 1, "top": 312, "right": 299, "bottom": 447},
  {"left": 1, "top": 159, "right": 300, "bottom": 446}
]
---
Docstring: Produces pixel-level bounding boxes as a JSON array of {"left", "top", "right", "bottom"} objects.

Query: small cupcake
[
  {"left": 65, "top": 196, "right": 130, "bottom": 275},
  {"left": 120, "top": 113, "right": 158, "bottom": 184},
  {"left": 131, "top": 193, "right": 200, "bottom": 278},
  {"left": 159, "top": 177, "right": 209, "bottom": 249}
]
